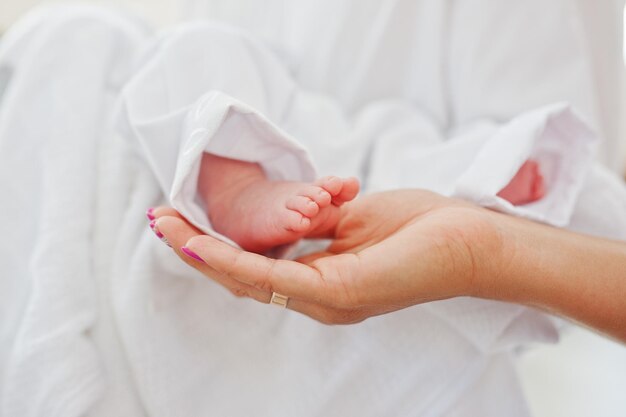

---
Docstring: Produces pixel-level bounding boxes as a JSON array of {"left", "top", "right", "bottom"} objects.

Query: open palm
[{"left": 154, "top": 190, "right": 502, "bottom": 324}]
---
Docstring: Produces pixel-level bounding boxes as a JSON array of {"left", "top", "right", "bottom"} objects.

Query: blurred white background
[
  {"left": 0, "top": 0, "right": 184, "bottom": 30},
  {"left": 1, "top": 1, "right": 626, "bottom": 417}
]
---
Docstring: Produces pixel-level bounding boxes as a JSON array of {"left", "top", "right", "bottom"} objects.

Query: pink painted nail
[
  {"left": 146, "top": 208, "right": 155, "bottom": 221},
  {"left": 181, "top": 247, "right": 205, "bottom": 263},
  {"left": 148, "top": 220, "right": 172, "bottom": 247},
  {"left": 149, "top": 220, "right": 164, "bottom": 239}
]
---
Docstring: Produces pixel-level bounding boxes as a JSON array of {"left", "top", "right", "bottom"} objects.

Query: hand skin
[{"left": 150, "top": 190, "right": 626, "bottom": 343}]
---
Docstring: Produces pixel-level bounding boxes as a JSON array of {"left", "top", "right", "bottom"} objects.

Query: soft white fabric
[
  {"left": 574, "top": 0, "right": 625, "bottom": 172},
  {"left": 0, "top": 6, "right": 148, "bottom": 417},
  {"left": 1, "top": 2, "right": 626, "bottom": 417}
]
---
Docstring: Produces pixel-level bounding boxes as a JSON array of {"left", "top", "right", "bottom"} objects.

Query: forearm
[{"left": 481, "top": 213, "right": 626, "bottom": 342}]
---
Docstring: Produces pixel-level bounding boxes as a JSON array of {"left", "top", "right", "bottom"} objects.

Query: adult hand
[
  {"left": 151, "top": 190, "right": 626, "bottom": 342},
  {"left": 150, "top": 190, "right": 505, "bottom": 324}
]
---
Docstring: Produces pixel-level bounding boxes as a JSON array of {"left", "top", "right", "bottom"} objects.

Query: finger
[
  {"left": 155, "top": 216, "right": 215, "bottom": 271},
  {"left": 148, "top": 206, "right": 207, "bottom": 235},
  {"left": 146, "top": 208, "right": 186, "bottom": 246},
  {"left": 147, "top": 206, "right": 181, "bottom": 220},
  {"left": 185, "top": 234, "right": 327, "bottom": 304},
  {"left": 156, "top": 216, "right": 270, "bottom": 303}
]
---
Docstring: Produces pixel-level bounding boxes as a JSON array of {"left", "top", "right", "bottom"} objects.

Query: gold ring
[{"left": 270, "top": 292, "right": 289, "bottom": 308}]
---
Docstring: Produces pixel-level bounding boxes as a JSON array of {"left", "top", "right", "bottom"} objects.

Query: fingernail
[
  {"left": 149, "top": 220, "right": 163, "bottom": 238},
  {"left": 149, "top": 220, "right": 172, "bottom": 247},
  {"left": 181, "top": 246, "right": 205, "bottom": 263},
  {"left": 146, "top": 208, "right": 155, "bottom": 221}
]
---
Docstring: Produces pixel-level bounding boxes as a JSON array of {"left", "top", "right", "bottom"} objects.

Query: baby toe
[
  {"left": 300, "top": 185, "right": 332, "bottom": 208},
  {"left": 286, "top": 195, "right": 320, "bottom": 218},
  {"left": 315, "top": 176, "right": 343, "bottom": 196},
  {"left": 284, "top": 210, "right": 311, "bottom": 233},
  {"left": 333, "top": 177, "right": 360, "bottom": 206}
]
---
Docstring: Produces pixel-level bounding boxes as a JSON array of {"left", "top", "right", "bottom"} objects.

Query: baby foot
[
  {"left": 213, "top": 176, "right": 359, "bottom": 254},
  {"left": 497, "top": 160, "right": 545, "bottom": 206},
  {"left": 199, "top": 154, "right": 359, "bottom": 254}
]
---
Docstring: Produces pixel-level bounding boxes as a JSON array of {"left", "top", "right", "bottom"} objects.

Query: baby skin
[
  {"left": 198, "top": 154, "right": 544, "bottom": 254},
  {"left": 497, "top": 160, "right": 545, "bottom": 205},
  {"left": 198, "top": 153, "right": 360, "bottom": 254}
]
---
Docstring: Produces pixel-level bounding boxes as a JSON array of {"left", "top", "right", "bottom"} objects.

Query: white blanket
[{"left": 1, "top": 3, "right": 625, "bottom": 417}]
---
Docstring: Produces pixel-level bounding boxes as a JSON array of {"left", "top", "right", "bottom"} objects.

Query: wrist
[
  {"left": 444, "top": 203, "right": 626, "bottom": 342},
  {"left": 425, "top": 205, "right": 514, "bottom": 300},
  {"left": 463, "top": 209, "right": 536, "bottom": 300},
  {"left": 470, "top": 210, "right": 568, "bottom": 307}
]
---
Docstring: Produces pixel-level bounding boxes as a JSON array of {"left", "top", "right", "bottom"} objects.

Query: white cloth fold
[
  {"left": 172, "top": 94, "right": 317, "bottom": 243},
  {"left": 0, "top": 6, "right": 147, "bottom": 417},
  {"left": 454, "top": 103, "right": 598, "bottom": 226}
]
